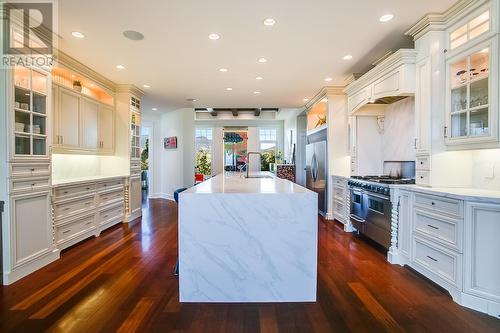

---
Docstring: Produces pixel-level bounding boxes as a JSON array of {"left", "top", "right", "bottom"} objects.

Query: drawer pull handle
[
  {"left": 31, "top": 168, "right": 35, "bottom": 171},
  {"left": 31, "top": 183, "right": 36, "bottom": 186},
  {"left": 64, "top": 191, "right": 68, "bottom": 194},
  {"left": 63, "top": 208, "right": 70, "bottom": 211},
  {"left": 420, "top": 176, "right": 424, "bottom": 179},
  {"left": 62, "top": 230, "right": 71, "bottom": 234},
  {"left": 426, "top": 255, "right": 438, "bottom": 262},
  {"left": 427, "top": 224, "right": 439, "bottom": 230},
  {"left": 431, "top": 202, "right": 435, "bottom": 205},
  {"left": 420, "top": 161, "right": 424, "bottom": 165},
  {"left": 86, "top": 187, "right": 91, "bottom": 190},
  {"left": 84, "top": 222, "right": 92, "bottom": 226},
  {"left": 103, "top": 215, "right": 109, "bottom": 218}
]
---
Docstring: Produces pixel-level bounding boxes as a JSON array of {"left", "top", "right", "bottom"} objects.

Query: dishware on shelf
[
  {"left": 15, "top": 122, "right": 25, "bottom": 132},
  {"left": 15, "top": 102, "right": 20, "bottom": 108},
  {"left": 33, "top": 125, "right": 41, "bottom": 134},
  {"left": 20, "top": 103, "right": 29, "bottom": 110}
]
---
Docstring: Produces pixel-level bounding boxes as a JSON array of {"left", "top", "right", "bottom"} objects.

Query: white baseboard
[
  {"left": 3, "top": 249, "right": 60, "bottom": 285},
  {"left": 148, "top": 193, "right": 175, "bottom": 201}
]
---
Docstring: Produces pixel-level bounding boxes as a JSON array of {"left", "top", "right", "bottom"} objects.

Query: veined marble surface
[
  {"left": 179, "top": 173, "right": 318, "bottom": 302},
  {"left": 183, "top": 172, "right": 311, "bottom": 194},
  {"left": 394, "top": 184, "right": 500, "bottom": 204}
]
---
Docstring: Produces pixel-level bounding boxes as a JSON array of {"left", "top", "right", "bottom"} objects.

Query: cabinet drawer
[
  {"left": 414, "top": 193, "right": 463, "bottom": 218},
  {"left": 412, "top": 237, "right": 461, "bottom": 286},
  {"left": 416, "top": 171, "right": 430, "bottom": 186},
  {"left": 99, "top": 203, "right": 124, "bottom": 225},
  {"left": 130, "top": 161, "right": 141, "bottom": 171},
  {"left": 333, "top": 199, "right": 345, "bottom": 214},
  {"left": 54, "top": 195, "right": 95, "bottom": 220},
  {"left": 99, "top": 188, "right": 124, "bottom": 206},
  {"left": 333, "top": 177, "right": 345, "bottom": 186},
  {"left": 97, "top": 179, "right": 124, "bottom": 192},
  {"left": 333, "top": 185, "right": 345, "bottom": 200},
  {"left": 414, "top": 209, "right": 462, "bottom": 252},
  {"left": 10, "top": 176, "right": 50, "bottom": 194},
  {"left": 10, "top": 162, "right": 50, "bottom": 178},
  {"left": 131, "top": 168, "right": 141, "bottom": 177},
  {"left": 416, "top": 155, "right": 430, "bottom": 170},
  {"left": 54, "top": 183, "right": 96, "bottom": 200},
  {"left": 55, "top": 214, "right": 95, "bottom": 243}
]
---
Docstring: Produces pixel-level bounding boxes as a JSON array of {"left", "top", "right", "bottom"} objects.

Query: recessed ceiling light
[
  {"left": 343, "top": 54, "right": 353, "bottom": 60},
  {"left": 71, "top": 74, "right": 75, "bottom": 78},
  {"left": 324, "top": 77, "right": 333, "bottom": 82},
  {"left": 116, "top": 64, "right": 125, "bottom": 70},
  {"left": 258, "top": 57, "right": 267, "bottom": 63},
  {"left": 219, "top": 68, "right": 228, "bottom": 72},
  {"left": 379, "top": 14, "right": 394, "bottom": 22},
  {"left": 263, "top": 18, "right": 276, "bottom": 26},
  {"left": 152, "top": 107, "right": 158, "bottom": 111},
  {"left": 226, "top": 87, "right": 233, "bottom": 91},
  {"left": 254, "top": 91, "right": 261, "bottom": 94},
  {"left": 123, "top": 30, "right": 144, "bottom": 41},
  {"left": 303, "top": 98, "right": 309, "bottom": 102},
  {"left": 256, "top": 76, "right": 263, "bottom": 80},
  {"left": 208, "top": 33, "right": 220, "bottom": 40},
  {"left": 143, "top": 84, "right": 150, "bottom": 88},
  {"left": 90, "top": 83, "right": 94, "bottom": 87},
  {"left": 186, "top": 98, "right": 197, "bottom": 102},
  {"left": 321, "top": 98, "right": 328, "bottom": 103},
  {"left": 71, "top": 31, "right": 85, "bottom": 38}
]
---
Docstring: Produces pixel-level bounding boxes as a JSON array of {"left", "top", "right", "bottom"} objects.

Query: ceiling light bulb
[
  {"left": 208, "top": 33, "right": 220, "bottom": 40},
  {"left": 263, "top": 18, "right": 276, "bottom": 26},
  {"left": 324, "top": 77, "right": 333, "bottom": 82},
  {"left": 379, "top": 14, "right": 394, "bottom": 22},
  {"left": 71, "top": 31, "right": 85, "bottom": 38},
  {"left": 219, "top": 68, "right": 228, "bottom": 72},
  {"left": 254, "top": 91, "right": 261, "bottom": 94},
  {"left": 258, "top": 57, "right": 267, "bottom": 63},
  {"left": 116, "top": 64, "right": 125, "bottom": 70},
  {"left": 256, "top": 76, "right": 263, "bottom": 80},
  {"left": 226, "top": 87, "right": 233, "bottom": 91},
  {"left": 123, "top": 30, "right": 144, "bottom": 41},
  {"left": 343, "top": 54, "right": 353, "bottom": 60},
  {"left": 143, "top": 84, "right": 150, "bottom": 88},
  {"left": 303, "top": 98, "right": 309, "bottom": 102},
  {"left": 186, "top": 98, "right": 197, "bottom": 102},
  {"left": 152, "top": 107, "right": 158, "bottom": 111}
]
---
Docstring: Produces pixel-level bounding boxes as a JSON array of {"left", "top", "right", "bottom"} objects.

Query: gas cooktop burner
[{"left": 351, "top": 175, "right": 415, "bottom": 185}]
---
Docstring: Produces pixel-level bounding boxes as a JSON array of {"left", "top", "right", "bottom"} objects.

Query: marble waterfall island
[{"left": 178, "top": 172, "right": 318, "bottom": 302}]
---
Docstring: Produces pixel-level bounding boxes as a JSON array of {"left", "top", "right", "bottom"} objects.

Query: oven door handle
[
  {"left": 350, "top": 214, "right": 366, "bottom": 223},
  {"left": 366, "top": 192, "right": 390, "bottom": 201}
]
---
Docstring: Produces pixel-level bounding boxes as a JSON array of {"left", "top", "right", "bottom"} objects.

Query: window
[
  {"left": 450, "top": 11, "right": 490, "bottom": 50},
  {"left": 195, "top": 128, "right": 213, "bottom": 176},
  {"left": 259, "top": 128, "right": 277, "bottom": 171}
]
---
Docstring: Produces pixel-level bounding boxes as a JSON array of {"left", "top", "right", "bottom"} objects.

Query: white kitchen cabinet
[
  {"left": 10, "top": 190, "right": 54, "bottom": 268},
  {"left": 81, "top": 98, "right": 99, "bottom": 150},
  {"left": 463, "top": 202, "right": 500, "bottom": 317},
  {"left": 57, "top": 87, "right": 80, "bottom": 148},
  {"left": 98, "top": 104, "right": 114, "bottom": 153},
  {"left": 54, "top": 85, "right": 115, "bottom": 154},
  {"left": 397, "top": 191, "right": 412, "bottom": 260},
  {"left": 128, "top": 175, "right": 142, "bottom": 220},
  {"left": 414, "top": 58, "right": 432, "bottom": 154}
]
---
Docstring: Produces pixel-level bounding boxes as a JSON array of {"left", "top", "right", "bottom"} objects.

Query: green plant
[
  {"left": 195, "top": 148, "right": 212, "bottom": 175},
  {"left": 141, "top": 138, "right": 149, "bottom": 170},
  {"left": 261, "top": 149, "right": 275, "bottom": 171}
]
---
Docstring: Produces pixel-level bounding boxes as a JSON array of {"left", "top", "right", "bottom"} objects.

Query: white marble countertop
[
  {"left": 52, "top": 175, "right": 128, "bottom": 187},
  {"left": 183, "top": 172, "right": 313, "bottom": 194},
  {"left": 393, "top": 184, "right": 500, "bottom": 204}
]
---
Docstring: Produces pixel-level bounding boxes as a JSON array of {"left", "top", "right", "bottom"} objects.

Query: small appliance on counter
[
  {"left": 348, "top": 161, "right": 415, "bottom": 249},
  {"left": 276, "top": 164, "right": 296, "bottom": 182}
]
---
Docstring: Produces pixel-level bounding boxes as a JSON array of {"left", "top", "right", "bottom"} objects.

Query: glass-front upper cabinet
[
  {"left": 12, "top": 66, "right": 49, "bottom": 158},
  {"left": 445, "top": 6, "right": 498, "bottom": 147}
]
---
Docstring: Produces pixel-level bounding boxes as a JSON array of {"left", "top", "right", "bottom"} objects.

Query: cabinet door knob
[{"left": 431, "top": 202, "right": 435, "bottom": 205}]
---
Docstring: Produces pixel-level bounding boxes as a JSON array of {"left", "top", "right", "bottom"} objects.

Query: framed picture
[{"left": 164, "top": 136, "right": 177, "bottom": 149}]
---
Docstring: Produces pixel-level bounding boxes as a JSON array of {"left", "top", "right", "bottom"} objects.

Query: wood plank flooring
[{"left": 1, "top": 198, "right": 499, "bottom": 332}]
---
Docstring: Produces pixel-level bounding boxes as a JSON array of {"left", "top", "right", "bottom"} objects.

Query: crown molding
[
  {"left": 54, "top": 50, "right": 117, "bottom": 92},
  {"left": 116, "top": 84, "right": 144, "bottom": 98},
  {"left": 405, "top": 0, "right": 489, "bottom": 40},
  {"left": 304, "top": 86, "right": 345, "bottom": 110},
  {"left": 343, "top": 49, "right": 417, "bottom": 95}
]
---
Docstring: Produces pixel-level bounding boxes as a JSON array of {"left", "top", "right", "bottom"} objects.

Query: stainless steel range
[{"left": 348, "top": 175, "right": 415, "bottom": 249}]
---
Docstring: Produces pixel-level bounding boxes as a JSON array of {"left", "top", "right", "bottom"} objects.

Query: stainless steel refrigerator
[{"left": 306, "top": 133, "right": 327, "bottom": 215}]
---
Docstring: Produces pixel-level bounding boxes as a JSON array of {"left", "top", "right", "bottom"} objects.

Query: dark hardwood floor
[{"left": 1, "top": 198, "right": 499, "bottom": 332}]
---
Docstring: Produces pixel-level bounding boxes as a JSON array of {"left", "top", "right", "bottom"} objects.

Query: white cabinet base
[{"left": 3, "top": 250, "right": 59, "bottom": 285}]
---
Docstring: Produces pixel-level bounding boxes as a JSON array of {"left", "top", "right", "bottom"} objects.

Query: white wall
[{"left": 356, "top": 116, "right": 384, "bottom": 176}]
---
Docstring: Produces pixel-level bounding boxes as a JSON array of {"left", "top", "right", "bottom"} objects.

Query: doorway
[
  {"left": 140, "top": 126, "right": 151, "bottom": 205},
  {"left": 223, "top": 130, "right": 248, "bottom": 172}
]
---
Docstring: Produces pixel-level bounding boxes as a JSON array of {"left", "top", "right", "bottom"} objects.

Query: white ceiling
[{"left": 57, "top": 0, "right": 456, "bottom": 112}]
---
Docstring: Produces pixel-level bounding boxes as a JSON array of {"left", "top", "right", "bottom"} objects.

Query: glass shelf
[
  {"left": 12, "top": 66, "right": 48, "bottom": 157},
  {"left": 448, "top": 47, "right": 490, "bottom": 139}
]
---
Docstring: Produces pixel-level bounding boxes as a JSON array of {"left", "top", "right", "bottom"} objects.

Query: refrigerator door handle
[{"left": 311, "top": 154, "right": 318, "bottom": 182}]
